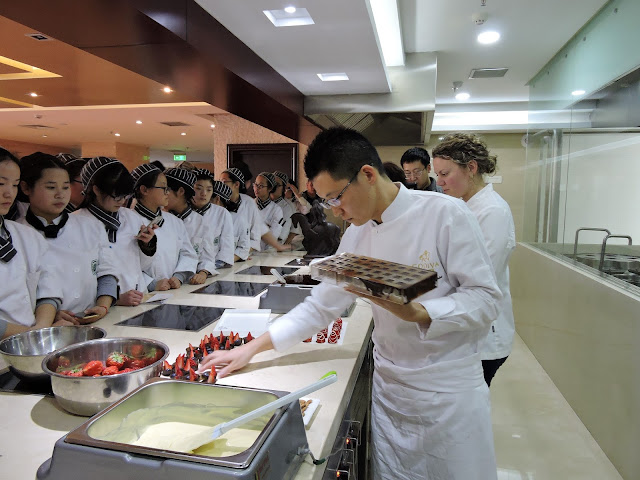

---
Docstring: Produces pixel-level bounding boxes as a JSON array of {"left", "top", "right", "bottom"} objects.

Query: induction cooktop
[
  {"left": 0, "top": 369, "right": 53, "bottom": 396},
  {"left": 192, "top": 280, "right": 269, "bottom": 297},
  {"left": 115, "top": 304, "right": 227, "bottom": 331},
  {"left": 236, "top": 265, "right": 300, "bottom": 276}
]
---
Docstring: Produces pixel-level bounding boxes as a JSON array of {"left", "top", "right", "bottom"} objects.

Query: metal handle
[
  {"left": 573, "top": 227, "right": 611, "bottom": 259},
  {"left": 599, "top": 234, "right": 633, "bottom": 271}
]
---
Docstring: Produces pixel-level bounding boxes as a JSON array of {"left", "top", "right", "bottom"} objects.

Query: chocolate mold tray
[{"left": 309, "top": 253, "right": 438, "bottom": 304}]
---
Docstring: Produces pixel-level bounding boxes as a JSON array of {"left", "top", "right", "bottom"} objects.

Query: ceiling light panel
[
  {"left": 263, "top": 8, "right": 314, "bottom": 27},
  {"left": 317, "top": 73, "right": 349, "bottom": 82},
  {"left": 370, "top": 0, "right": 405, "bottom": 66}
]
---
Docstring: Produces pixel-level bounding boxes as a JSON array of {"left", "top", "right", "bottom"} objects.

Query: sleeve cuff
[
  {"left": 36, "top": 298, "right": 61, "bottom": 310},
  {"left": 416, "top": 297, "right": 456, "bottom": 339}
]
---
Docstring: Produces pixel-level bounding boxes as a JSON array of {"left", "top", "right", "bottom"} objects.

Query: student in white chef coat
[
  {"left": 187, "top": 168, "right": 235, "bottom": 269},
  {"left": 76, "top": 157, "right": 157, "bottom": 306},
  {"left": 164, "top": 167, "right": 218, "bottom": 285},
  {"left": 270, "top": 171, "right": 295, "bottom": 244},
  {"left": 0, "top": 147, "right": 69, "bottom": 335},
  {"left": 130, "top": 164, "right": 198, "bottom": 292},
  {"left": 253, "top": 172, "right": 285, "bottom": 251},
  {"left": 200, "top": 127, "right": 502, "bottom": 480},
  {"left": 57, "top": 153, "right": 87, "bottom": 214},
  {"left": 220, "top": 168, "right": 290, "bottom": 253},
  {"left": 432, "top": 133, "right": 516, "bottom": 386},
  {"left": 209, "top": 178, "right": 250, "bottom": 262},
  {"left": 18, "top": 153, "right": 118, "bottom": 324}
]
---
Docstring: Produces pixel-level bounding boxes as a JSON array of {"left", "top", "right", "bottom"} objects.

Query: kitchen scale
[
  {"left": 37, "top": 378, "right": 309, "bottom": 480},
  {"left": 193, "top": 280, "right": 269, "bottom": 297},
  {"left": 116, "top": 305, "right": 228, "bottom": 331},
  {"left": 236, "top": 265, "right": 301, "bottom": 276}
]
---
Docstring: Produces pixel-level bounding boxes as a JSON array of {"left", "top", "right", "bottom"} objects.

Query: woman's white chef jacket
[
  {"left": 256, "top": 200, "right": 283, "bottom": 251},
  {"left": 139, "top": 211, "right": 198, "bottom": 286},
  {"left": 466, "top": 183, "right": 516, "bottom": 360},
  {"left": 269, "top": 185, "right": 501, "bottom": 480},
  {"left": 75, "top": 208, "right": 150, "bottom": 294},
  {"left": 18, "top": 213, "right": 119, "bottom": 314},
  {"left": 198, "top": 204, "right": 235, "bottom": 266},
  {"left": 182, "top": 210, "right": 218, "bottom": 276},
  {"left": 229, "top": 210, "right": 250, "bottom": 260},
  {"left": 0, "top": 220, "right": 62, "bottom": 326},
  {"left": 274, "top": 197, "right": 293, "bottom": 242},
  {"left": 239, "top": 193, "right": 267, "bottom": 251}
]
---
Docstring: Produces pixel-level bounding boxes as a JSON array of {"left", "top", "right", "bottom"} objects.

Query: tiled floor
[{"left": 491, "top": 335, "right": 622, "bottom": 480}]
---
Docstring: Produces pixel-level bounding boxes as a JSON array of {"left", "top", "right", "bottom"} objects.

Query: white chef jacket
[
  {"left": 239, "top": 193, "right": 267, "bottom": 251},
  {"left": 0, "top": 220, "right": 62, "bottom": 326},
  {"left": 75, "top": 208, "right": 150, "bottom": 294},
  {"left": 274, "top": 197, "right": 293, "bottom": 242},
  {"left": 140, "top": 211, "right": 198, "bottom": 287},
  {"left": 269, "top": 184, "right": 501, "bottom": 480},
  {"left": 182, "top": 210, "right": 218, "bottom": 276},
  {"left": 229, "top": 210, "right": 250, "bottom": 260},
  {"left": 198, "top": 204, "right": 235, "bottom": 266},
  {"left": 466, "top": 183, "right": 516, "bottom": 360},
  {"left": 256, "top": 200, "right": 283, "bottom": 251},
  {"left": 18, "top": 213, "right": 119, "bottom": 314}
]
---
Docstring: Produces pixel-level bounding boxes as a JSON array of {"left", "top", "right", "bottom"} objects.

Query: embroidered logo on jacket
[
  {"left": 91, "top": 259, "right": 98, "bottom": 275},
  {"left": 414, "top": 250, "right": 440, "bottom": 272}
]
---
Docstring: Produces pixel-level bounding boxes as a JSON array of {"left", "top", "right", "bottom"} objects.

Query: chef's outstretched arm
[
  {"left": 197, "top": 332, "right": 274, "bottom": 379},
  {"left": 345, "top": 287, "right": 432, "bottom": 328}
]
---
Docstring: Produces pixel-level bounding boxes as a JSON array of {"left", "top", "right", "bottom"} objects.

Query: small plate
[
  {"left": 213, "top": 309, "right": 272, "bottom": 336},
  {"left": 299, "top": 397, "right": 320, "bottom": 428}
]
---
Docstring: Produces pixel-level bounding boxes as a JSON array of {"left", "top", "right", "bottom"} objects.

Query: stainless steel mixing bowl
[
  {"left": 0, "top": 326, "right": 107, "bottom": 381},
  {"left": 42, "top": 337, "right": 169, "bottom": 416}
]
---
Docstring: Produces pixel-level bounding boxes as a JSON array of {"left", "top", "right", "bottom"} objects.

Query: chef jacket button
[
  {"left": 74, "top": 268, "right": 80, "bottom": 273},
  {"left": 74, "top": 294, "right": 80, "bottom": 299}
]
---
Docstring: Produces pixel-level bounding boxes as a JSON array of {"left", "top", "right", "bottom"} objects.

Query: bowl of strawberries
[{"left": 41, "top": 337, "right": 169, "bottom": 416}]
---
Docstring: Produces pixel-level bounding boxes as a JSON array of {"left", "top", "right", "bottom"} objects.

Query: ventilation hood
[{"left": 305, "top": 53, "right": 437, "bottom": 146}]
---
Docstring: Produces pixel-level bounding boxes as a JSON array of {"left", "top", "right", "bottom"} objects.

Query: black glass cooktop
[
  {"left": 116, "top": 304, "right": 227, "bottom": 331},
  {"left": 0, "top": 369, "right": 53, "bottom": 396},
  {"left": 193, "top": 280, "right": 269, "bottom": 297},
  {"left": 236, "top": 265, "right": 300, "bottom": 276}
]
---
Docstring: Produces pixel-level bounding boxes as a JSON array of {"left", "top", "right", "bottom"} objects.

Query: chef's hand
[
  {"left": 77, "top": 305, "right": 109, "bottom": 323},
  {"left": 344, "top": 287, "right": 432, "bottom": 327},
  {"left": 155, "top": 279, "right": 171, "bottom": 291},
  {"left": 117, "top": 289, "right": 144, "bottom": 306},
  {"left": 52, "top": 318, "right": 76, "bottom": 327},
  {"left": 197, "top": 333, "right": 274, "bottom": 379},
  {"left": 168, "top": 276, "right": 182, "bottom": 289},
  {"left": 55, "top": 310, "right": 80, "bottom": 325},
  {"left": 135, "top": 224, "right": 158, "bottom": 243},
  {"left": 189, "top": 271, "right": 208, "bottom": 285}
]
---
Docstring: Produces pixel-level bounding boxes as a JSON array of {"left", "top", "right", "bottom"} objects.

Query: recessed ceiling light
[
  {"left": 114, "top": 133, "right": 121, "bottom": 137},
  {"left": 264, "top": 8, "right": 314, "bottom": 27},
  {"left": 455, "top": 92, "right": 471, "bottom": 101},
  {"left": 163, "top": 86, "right": 172, "bottom": 93},
  {"left": 317, "top": 73, "right": 349, "bottom": 82},
  {"left": 210, "top": 124, "right": 216, "bottom": 128},
  {"left": 284, "top": 6, "right": 296, "bottom": 14},
  {"left": 42, "top": 135, "right": 47, "bottom": 138},
  {"left": 571, "top": 89, "right": 586, "bottom": 96},
  {"left": 29, "top": 92, "right": 38, "bottom": 97},
  {"left": 370, "top": 0, "right": 405, "bottom": 66},
  {"left": 136, "top": 120, "right": 143, "bottom": 124},
  {"left": 181, "top": 132, "right": 186, "bottom": 136},
  {"left": 477, "top": 31, "right": 500, "bottom": 44}
]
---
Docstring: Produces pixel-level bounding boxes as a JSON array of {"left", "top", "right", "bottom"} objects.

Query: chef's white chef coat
[
  {"left": 75, "top": 208, "right": 150, "bottom": 294},
  {"left": 239, "top": 193, "right": 268, "bottom": 251},
  {"left": 269, "top": 184, "right": 501, "bottom": 480},
  {"left": 18, "top": 213, "right": 119, "bottom": 314},
  {"left": 0, "top": 220, "right": 62, "bottom": 326},
  {"left": 229, "top": 210, "right": 250, "bottom": 260},
  {"left": 140, "top": 211, "right": 198, "bottom": 287},
  {"left": 466, "top": 183, "right": 516, "bottom": 360},
  {"left": 274, "top": 197, "right": 293, "bottom": 242},
  {"left": 198, "top": 204, "right": 235, "bottom": 266},
  {"left": 256, "top": 200, "right": 283, "bottom": 251},
  {"left": 182, "top": 210, "right": 218, "bottom": 276}
]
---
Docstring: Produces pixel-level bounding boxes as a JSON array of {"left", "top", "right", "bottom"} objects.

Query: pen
[{"left": 135, "top": 283, "right": 139, "bottom": 291}]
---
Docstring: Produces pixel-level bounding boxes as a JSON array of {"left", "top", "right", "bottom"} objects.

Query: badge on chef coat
[
  {"left": 91, "top": 259, "right": 98, "bottom": 275},
  {"left": 214, "top": 236, "right": 220, "bottom": 246}
]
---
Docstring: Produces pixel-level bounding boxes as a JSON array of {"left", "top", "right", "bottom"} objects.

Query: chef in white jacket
[
  {"left": 130, "top": 164, "right": 198, "bottom": 292},
  {"left": 433, "top": 133, "right": 516, "bottom": 386},
  {"left": 271, "top": 171, "right": 294, "bottom": 244},
  {"left": 0, "top": 148, "right": 64, "bottom": 330},
  {"left": 253, "top": 172, "right": 284, "bottom": 251},
  {"left": 208, "top": 179, "right": 250, "bottom": 262},
  {"left": 199, "top": 127, "right": 501, "bottom": 480}
]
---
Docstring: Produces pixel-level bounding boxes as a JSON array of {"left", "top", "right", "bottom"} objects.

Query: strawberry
[
  {"left": 82, "top": 360, "right": 105, "bottom": 376},
  {"left": 224, "top": 338, "right": 230, "bottom": 350},
  {"left": 58, "top": 356, "right": 71, "bottom": 368},
  {"left": 129, "top": 359, "right": 146, "bottom": 369},
  {"left": 106, "top": 352, "right": 127, "bottom": 369},
  {"left": 246, "top": 332, "right": 253, "bottom": 343},
  {"left": 102, "top": 366, "right": 120, "bottom": 376},
  {"left": 68, "top": 371, "right": 84, "bottom": 377},
  {"left": 121, "top": 368, "right": 135, "bottom": 373},
  {"left": 176, "top": 354, "right": 185, "bottom": 371},
  {"left": 163, "top": 360, "right": 172, "bottom": 371},
  {"left": 188, "top": 368, "right": 197, "bottom": 382},
  {"left": 143, "top": 348, "right": 162, "bottom": 366},
  {"left": 130, "top": 344, "right": 144, "bottom": 358},
  {"left": 207, "top": 366, "right": 217, "bottom": 384}
]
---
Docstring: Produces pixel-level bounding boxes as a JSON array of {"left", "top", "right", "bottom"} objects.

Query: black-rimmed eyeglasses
[{"left": 319, "top": 170, "right": 359, "bottom": 209}]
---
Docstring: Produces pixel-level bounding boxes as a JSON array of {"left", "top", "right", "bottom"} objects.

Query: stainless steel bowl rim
[{"left": 0, "top": 326, "right": 107, "bottom": 358}]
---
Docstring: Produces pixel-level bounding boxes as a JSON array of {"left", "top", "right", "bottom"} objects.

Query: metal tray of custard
[
  {"left": 310, "top": 252, "right": 438, "bottom": 304},
  {"left": 37, "top": 378, "right": 308, "bottom": 480}
]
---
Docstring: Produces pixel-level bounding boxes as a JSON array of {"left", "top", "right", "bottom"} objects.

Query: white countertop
[{"left": 0, "top": 252, "right": 373, "bottom": 480}]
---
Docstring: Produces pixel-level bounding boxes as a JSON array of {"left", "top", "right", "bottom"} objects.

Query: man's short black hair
[
  {"left": 304, "top": 127, "right": 385, "bottom": 181},
  {"left": 400, "top": 147, "right": 431, "bottom": 168}
]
